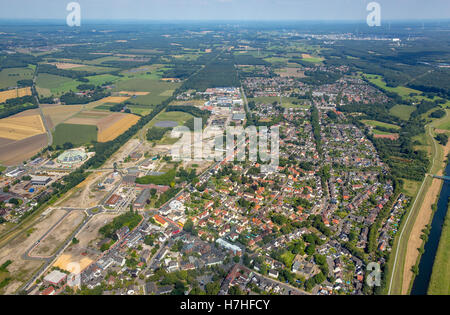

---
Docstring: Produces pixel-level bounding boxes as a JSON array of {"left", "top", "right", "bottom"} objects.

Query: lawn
[
  {"left": 390, "top": 105, "right": 416, "bottom": 120},
  {"left": 53, "top": 123, "right": 98, "bottom": 146},
  {"left": 401, "top": 179, "right": 421, "bottom": 198},
  {"left": 428, "top": 203, "right": 450, "bottom": 295}
]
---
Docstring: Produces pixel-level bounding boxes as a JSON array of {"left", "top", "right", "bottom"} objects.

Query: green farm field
[
  {"left": 390, "top": 105, "right": 416, "bottom": 120},
  {"left": 53, "top": 123, "right": 98, "bottom": 146},
  {"left": 113, "top": 78, "right": 179, "bottom": 105},
  {"left": 0, "top": 67, "right": 34, "bottom": 89},
  {"left": 36, "top": 73, "right": 79, "bottom": 96}
]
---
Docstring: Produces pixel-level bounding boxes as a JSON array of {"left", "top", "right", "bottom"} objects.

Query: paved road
[
  {"left": 21, "top": 207, "right": 103, "bottom": 293},
  {"left": 32, "top": 64, "right": 53, "bottom": 147}
]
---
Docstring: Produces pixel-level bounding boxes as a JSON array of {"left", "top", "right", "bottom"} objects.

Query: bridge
[{"left": 431, "top": 175, "right": 450, "bottom": 181}]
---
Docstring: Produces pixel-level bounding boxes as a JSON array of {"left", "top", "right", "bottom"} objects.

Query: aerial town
[{"left": 0, "top": 4, "right": 449, "bottom": 298}]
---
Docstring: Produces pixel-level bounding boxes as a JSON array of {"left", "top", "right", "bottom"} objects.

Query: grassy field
[
  {"left": 365, "top": 74, "right": 422, "bottom": 98},
  {"left": 86, "top": 74, "right": 121, "bottom": 86},
  {"left": 113, "top": 78, "right": 179, "bottom": 105},
  {"left": 428, "top": 203, "right": 450, "bottom": 295},
  {"left": 36, "top": 73, "right": 79, "bottom": 96},
  {"left": 53, "top": 123, "right": 98, "bottom": 146},
  {"left": 401, "top": 179, "right": 421, "bottom": 198},
  {"left": 362, "top": 120, "right": 401, "bottom": 130},
  {"left": 387, "top": 112, "right": 449, "bottom": 295},
  {"left": 0, "top": 67, "right": 34, "bottom": 89},
  {"left": 390, "top": 105, "right": 416, "bottom": 120},
  {"left": 148, "top": 111, "right": 193, "bottom": 128}
]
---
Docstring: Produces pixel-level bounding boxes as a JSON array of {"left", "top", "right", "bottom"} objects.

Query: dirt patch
[
  {"left": 53, "top": 213, "right": 119, "bottom": 272},
  {"left": 0, "top": 209, "right": 66, "bottom": 294},
  {"left": 29, "top": 211, "right": 86, "bottom": 258}
]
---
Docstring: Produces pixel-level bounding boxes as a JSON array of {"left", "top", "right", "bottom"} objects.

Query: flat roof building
[
  {"left": 44, "top": 270, "right": 67, "bottom": 287},
  {"left": 31, "top": 175, "right": 52, "bottom": 186}
]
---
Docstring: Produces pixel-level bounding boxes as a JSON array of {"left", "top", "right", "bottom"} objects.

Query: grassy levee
[
  {"left": 428, "top": 203, "right": 450, "bottom": 295},
  {"left": 387, "top": 110, "right": 449, "bottom": 295}
]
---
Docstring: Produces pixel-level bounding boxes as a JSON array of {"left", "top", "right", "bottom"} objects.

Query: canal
[{"left": 410, "top": 162, "right": 450, "bottom": 295}]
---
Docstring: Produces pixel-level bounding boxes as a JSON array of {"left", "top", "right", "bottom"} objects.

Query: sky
[{"left": 0, "top": 0, "right": 449, "bottom": 21}]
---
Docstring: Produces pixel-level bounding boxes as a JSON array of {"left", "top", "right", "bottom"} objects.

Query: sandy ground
[
  {"left": 402, "top": 135, "right": 450, "bottom": 294},
  {"left": 57, "top": 172, "right": 108, "bottom": 209},
  {"left": 53, "top": 213, "right": 119, "bottom": 272},
  {"left": 29, "top": 211, "right": 86, "bottom": 258},
  {"left": 0, "top": 209, "right": 66, "bottom": 294}
]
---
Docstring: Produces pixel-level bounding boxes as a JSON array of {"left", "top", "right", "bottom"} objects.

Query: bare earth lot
[
  {"left": 29, "top": 211, "right": 86, "bottom": 258},
  {"left": 53, "top": 213, "right": 119, "bottom": 272},
  {"left": 0, "top": 209, "right": 67, "bottom": 294}
]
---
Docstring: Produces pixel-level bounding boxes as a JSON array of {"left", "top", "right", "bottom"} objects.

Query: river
[{"left": 410, "top": 162, "right": 450, "bottom": 295}]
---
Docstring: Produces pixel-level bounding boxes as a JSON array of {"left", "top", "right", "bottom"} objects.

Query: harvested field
[
  {"left": 0, "top": 134, "right": 47, "bottom": 165},
  {"left": 0, "top": 87, "right": 32, "bottom": 103},
  {"left": 98, "top": 113, "right": 140, "bottom": 142},
  {"left": 119, "top": 91, "right": 149, "bottom": 96},
  {"left": 41, "top": 105, "right": 83, "bottom": 127},
  {"left": 0, "top": 114, "right": 45, "bottom": 141},
  {"left": 97, "top": 96, "right": 130, "bottom": 104},
  {"left": 47, "top": 62, "right": 83, "bottom": 69},
  {"left": 29, "top": 211, "right": 86, "bottom": 258},
  {"left": 55, "top": 110, "right": 139, "bottom": 143}
]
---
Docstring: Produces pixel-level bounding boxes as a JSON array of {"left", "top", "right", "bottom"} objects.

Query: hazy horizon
[{"left": 0, "top": 0, "right": 449, "bottom": 22}]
